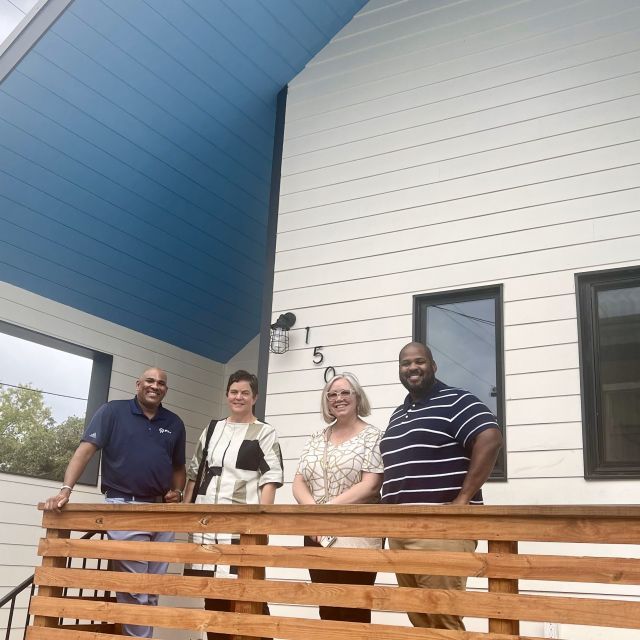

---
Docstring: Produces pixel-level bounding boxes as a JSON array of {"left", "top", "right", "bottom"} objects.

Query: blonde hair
[{"left": 320, "top": 372, "right": 371, "bottom": 423}]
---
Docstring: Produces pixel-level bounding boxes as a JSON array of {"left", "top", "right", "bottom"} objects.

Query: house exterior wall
[
  {"left": 0, "top": 280, "right": 225, "bottom": 638},
  {"left": 266, "top": 0, "right": 640, "bottom": 634}
]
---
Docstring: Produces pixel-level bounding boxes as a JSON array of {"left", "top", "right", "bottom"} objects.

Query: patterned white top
[
  {"left": 297, "top": 423, "right": 383, "bottom": 504},
  {"left": 187, "top": 418, "right": 283, "bottom": 574}
]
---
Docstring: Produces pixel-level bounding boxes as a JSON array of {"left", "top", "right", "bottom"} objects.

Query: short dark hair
[
  {"left": 226, "top": 370, "right": 259, "bottom": 397},
  {"left": 399, "top": 341, "right": 435, "bottom": 363}
]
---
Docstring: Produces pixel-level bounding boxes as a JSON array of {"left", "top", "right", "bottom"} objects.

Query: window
[
  {"left": 414, "top": 286, "right": 506, "bottom": 480},
  {"left": 577, "top": 267, "right": 640, "bottom": 479},
  {"left": 0, "top": 320, "right": 112, "bottom": 485}
]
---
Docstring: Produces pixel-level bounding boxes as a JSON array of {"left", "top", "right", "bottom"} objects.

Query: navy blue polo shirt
[
  {"left": 82, "top": 398, "right": 186, "bottom": 497},
  {"left": 380, "top": 380, "right": 499, "bottom": 505}
]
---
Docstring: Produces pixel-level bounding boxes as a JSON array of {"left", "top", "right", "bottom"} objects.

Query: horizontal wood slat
[
  {"left": 37, "top": 540, "right": 640, "bottom": 584},
  {"left": 28, "top": 628, "right": 136, "bottom": 640},
  {"left": 32, "top": 568, "right": 640, "bottom": 628},
  {"left": 28, "top": 596, "right": 544, "bottom": 640},
  {"left": 38, "top": 504, "right": 640, "bottom": 543}
]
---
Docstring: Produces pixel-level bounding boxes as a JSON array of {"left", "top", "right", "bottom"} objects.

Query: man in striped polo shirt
[{"left": 380, "top": 342, "right": 502, "bottom": 631}]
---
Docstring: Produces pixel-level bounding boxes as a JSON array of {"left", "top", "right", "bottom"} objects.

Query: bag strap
[
  {"left": 321, "top": 425, "right": 332, "bottom": 503},
  {"left": 190, "top": 419, "right": 218, "bottom": 503}
]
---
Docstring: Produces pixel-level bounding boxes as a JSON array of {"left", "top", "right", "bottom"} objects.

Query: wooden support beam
[
  {"left": 32, "top": 529, "right": 70, "bottom": 629},
  {"left": 488, "top": 540, "right": 519, "bottom": 635},
  {"left": 234, "top": 534, "right": 268, "bottom": 640}
]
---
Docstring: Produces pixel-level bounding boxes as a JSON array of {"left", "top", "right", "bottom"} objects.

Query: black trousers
[
  {"left": 204, "top": 598, "right": 270, "bottom": 640},
  {"left": 304, "top": 536, "right": 377, "bottom": 623}
]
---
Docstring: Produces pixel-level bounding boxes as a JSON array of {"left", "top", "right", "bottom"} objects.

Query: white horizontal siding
[
  {"left": 290, "top": 0, "right": 640, "bottom": 109},
  {"left": 266, "top": 0, "right": 640, "bottom": 632},
  {"left": 0, "top": 280, "right": 225, "bottom": 635}
]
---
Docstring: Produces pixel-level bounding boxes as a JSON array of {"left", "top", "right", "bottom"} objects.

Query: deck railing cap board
[
  {"left": 39, "top": 504, "right": 640, "bottom": 544},
  {"left": 37, "top": 503, "right": 640, "bottom": 516}
]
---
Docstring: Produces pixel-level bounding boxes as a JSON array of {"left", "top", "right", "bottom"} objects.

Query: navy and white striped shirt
[{"left": 380, "top": 380, "right": 499, "bottom": 505}]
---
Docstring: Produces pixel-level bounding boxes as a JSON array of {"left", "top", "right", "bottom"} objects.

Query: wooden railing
[{"left": 29, "top": 504, "right": 640, "bottom": 640}]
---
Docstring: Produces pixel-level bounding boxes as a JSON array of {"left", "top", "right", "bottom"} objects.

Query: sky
[
  {"left": 0, "top": 331, "right": 92, "bottom": 422},
  {"left": 0, "top": 0, "right": 39, "bottom": 44}
]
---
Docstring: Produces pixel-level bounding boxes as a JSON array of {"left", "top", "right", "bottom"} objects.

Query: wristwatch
[{"left": 175, "top": 489, "right": 184, "bottom": 502}]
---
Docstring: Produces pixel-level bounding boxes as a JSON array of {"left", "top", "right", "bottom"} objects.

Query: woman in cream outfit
[{"left": 293, "top": 372, "right": 383, "bottom": 623}]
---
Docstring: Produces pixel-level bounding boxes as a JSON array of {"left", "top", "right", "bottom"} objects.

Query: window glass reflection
[
  {"left": 425, "top": 299, "right": 497, "bottom": 414},
  {"left": 0, "top": 332, "right": 92, "bottom": 481},
  {"left": 596, "top": 285, "right": 640, "bottom": 465}
]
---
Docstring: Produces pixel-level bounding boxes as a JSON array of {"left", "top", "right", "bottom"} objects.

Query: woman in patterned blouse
[{"left": 293, "top": 372, "right": 383, "bottom": 623}]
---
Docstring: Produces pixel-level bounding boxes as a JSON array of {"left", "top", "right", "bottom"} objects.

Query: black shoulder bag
[{"left": 190, "top": 419, "right": 218, "bottom": 503}]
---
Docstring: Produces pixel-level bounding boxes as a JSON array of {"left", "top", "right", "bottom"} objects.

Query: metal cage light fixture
[{"left": 269, "top": 312, "right": 296, "bottom": 354}]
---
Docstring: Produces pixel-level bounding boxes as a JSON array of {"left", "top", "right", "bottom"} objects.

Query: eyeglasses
[{"left": 326, "top": 389, "right": 354, "bottom": 401}]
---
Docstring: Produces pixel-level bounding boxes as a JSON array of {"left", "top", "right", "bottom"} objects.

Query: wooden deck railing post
[
  {"left": 32, "top": 529, "right": 70, "bottom": 629},
  {"left": 233, "top": 533, "right": 268, "bottom": 640},
  {"left": 487, "top": 539, "right": 519, "bottom": 634}
]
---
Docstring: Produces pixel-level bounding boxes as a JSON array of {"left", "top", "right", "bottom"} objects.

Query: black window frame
[
  {"left": 413, "top": 285, "right": 506, "bottom": 481},
  {"left": 576, "top": 266, "right": 640, "bottom": 479},
  {"left": 0, "top": 319, "right": 112, "bottom": 486}
]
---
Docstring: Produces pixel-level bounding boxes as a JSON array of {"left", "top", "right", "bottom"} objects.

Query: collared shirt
[
  {"left": 380, "top": 380, "right": 498, "bottom": 505},
  {"left": 82, "top": 397, "right": 186, "bottom": 497}
]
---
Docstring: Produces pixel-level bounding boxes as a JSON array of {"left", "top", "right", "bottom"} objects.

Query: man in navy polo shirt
[
  {"left": 380, "top": 342, "right": 502, "bottom": 631},
  {"left": 43, "top": 367, "right": 186, "bottom": 637}
]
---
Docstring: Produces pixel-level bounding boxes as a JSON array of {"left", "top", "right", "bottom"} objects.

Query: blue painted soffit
[{"left": 0, "top": 0, "right": 366, "bottom": 362}]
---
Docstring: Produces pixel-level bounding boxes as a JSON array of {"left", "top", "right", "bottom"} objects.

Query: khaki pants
[{"left": 389, "top": 537, "right": 476, "bottom": 630}]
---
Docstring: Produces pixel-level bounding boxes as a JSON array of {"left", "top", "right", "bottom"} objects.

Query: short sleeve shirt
[
  {"left": 187, "top": 418, "right": 284, "bottom": 571},
  {"left": 187, "top": 418, "right": 284, "bottom": 505},
  {"left": 82, "top": 398, "right": 186, "bottom": 497},
  {"left": 297, "top": 424, "right": 383, "bottom": 504},
  {"left": 380, "top": 381, "right": 499, "bottom": 505}
]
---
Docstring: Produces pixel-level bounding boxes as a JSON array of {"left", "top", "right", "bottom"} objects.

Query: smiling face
[
  {"left": 135, "top": 368, "right": 168, "bottom": 414},
  {"left": 326, "top": 377, "right": 358, "bottom": 421},
  {"left": 226, "top": 380, "right": 257, "bottom": 421},
  {"left": 398, "top": 343, "right": 437, "bottom": 400}
]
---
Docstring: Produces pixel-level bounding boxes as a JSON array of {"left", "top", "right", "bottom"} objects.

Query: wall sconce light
[{"left": 269, "top": 312, "right": 296, "bottom": 354}]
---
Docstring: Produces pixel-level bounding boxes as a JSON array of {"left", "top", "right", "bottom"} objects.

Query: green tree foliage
[{"left": 0, "top": 385, "right": 84, "bottom": 481}]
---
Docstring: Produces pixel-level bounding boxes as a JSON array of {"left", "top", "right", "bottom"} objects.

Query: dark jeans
[
  {"left": 204, "top": 598, "right": 270, "bottom": 640},
  {"left": 304, "top": 536, "right": 377, "bottom": 623}
]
